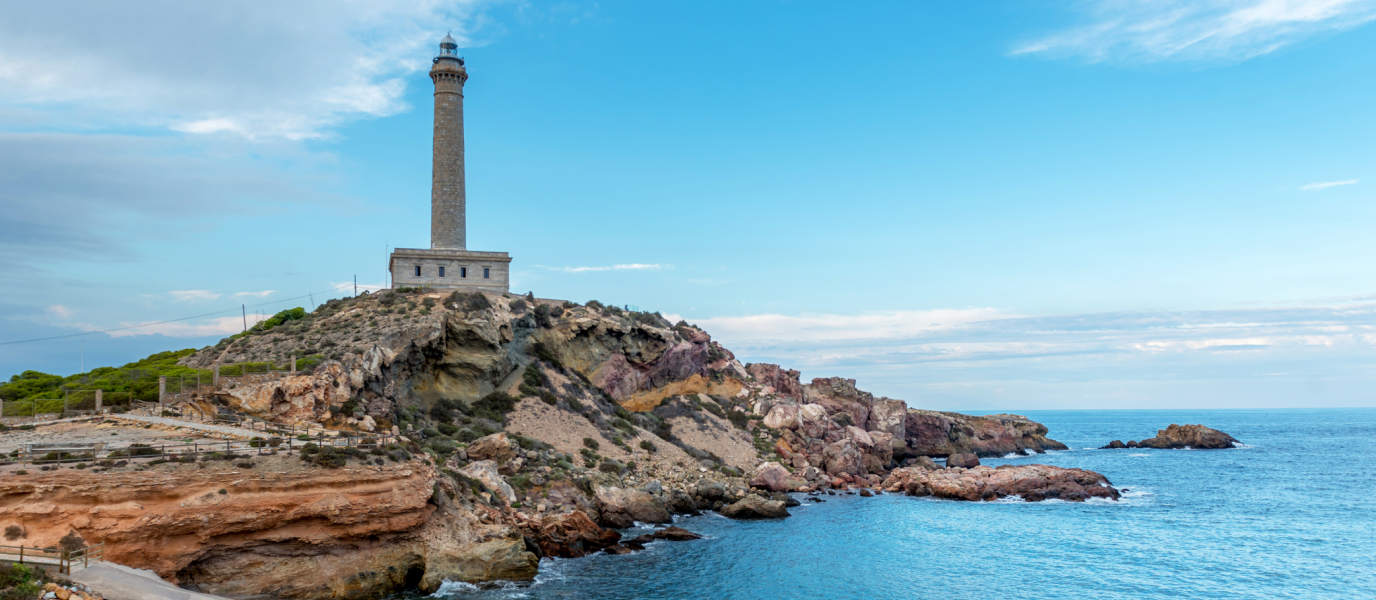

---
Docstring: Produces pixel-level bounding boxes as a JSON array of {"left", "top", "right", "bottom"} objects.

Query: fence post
[
  {"left": 95, "top": 389, "right": 102, "bottom": 413},
  {"left": 213, "top": 365, "right": 220, "bottom": 388},
  {"left": 292, "top": 356, "right": 297, "bottom": 374},
  {"left": 64, "top": 389, "right": 68, "bottom": 416},
  {"left": 158, "top": 376, "right": 166, "bottom": 415}
]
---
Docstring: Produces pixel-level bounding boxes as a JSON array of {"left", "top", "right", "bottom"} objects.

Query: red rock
[
  {"left": 883, "top": 464, "right": 1119, "bottom": 502},
  {"left": 749, "top": 461, "right": 792, "bottom": 493},
  {"left": 523, "top": 510, "right": 621, "bottom": 559},
  {"left": 1134, "top": 424, "right": 1239, "bottom": 449},
  {"left": 946, "top": 453, "right": 980, "bottom": 468}
]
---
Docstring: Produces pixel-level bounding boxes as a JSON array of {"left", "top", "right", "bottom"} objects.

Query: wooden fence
[{"left": 0, "top": 542, "right": 104, "bottom": 575}]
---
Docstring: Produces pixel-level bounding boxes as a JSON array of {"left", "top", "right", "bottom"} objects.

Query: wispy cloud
[
  {"left": 232, "top": 290, "right": 275, "bottom": 298},
  {"left": 537, "top": 264, "right": 667, "bottom": 273},
  {"left": 45, "top": 304, "right": 73, "bottom": 319},
  {"left": 1014, "top": 0, "right": 1376, "bottom": 63},
  {"left": 103, "top": 315, "right": 269, "bottom": 338},
  {"left": 1300, "top": 179, "right": 1359, "bottom": 190},
  {"left": 678, "top": 309, "right": 1011, "bottom": 342},
  {"left": 331, "top": 281, "right": 387, "bottom": 294},
  {"left": 169, "top": 290, "right": 220, "bottom": 302}
]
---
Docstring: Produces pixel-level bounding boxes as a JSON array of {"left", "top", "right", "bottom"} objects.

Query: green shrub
[
  {"left": 447, "top": 292, "right": 491, "bottom": 313},
  {"left": 582, "top": 437, "right": 599, "bottom": 451},
  {"left": 470, "top": 391, "right": 518, "bottom": 423},
  {"left": 523, "top": 365, "right": 542, "bottom": 388},
  {"left": 437, "top": 422, "right": 458, "bottom": 436},
  {"left": 531, "top": 342, "right": 562, "bottom": 368},
  {"left": 639, "top": 440, "right": 657, "bottom": 452},
  {"left": 598, "top": 460, "right": 622, "bottom": 474}
]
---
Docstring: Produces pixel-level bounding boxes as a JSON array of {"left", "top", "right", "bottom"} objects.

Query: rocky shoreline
[
  {"left": 0, "top": 291, "right": 1123, "bottom": 599},
  {"left": 1102, "top": 424, "right": 1240, "bottom": 450}
]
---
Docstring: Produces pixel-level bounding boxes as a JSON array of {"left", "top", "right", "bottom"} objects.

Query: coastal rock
[
  {"left": 821, "top": 439, "right": 862, "bottom": 477},
  {"left": 523, "top": 510, "right": 620, "bottom": 558},
  {"left": 869, "top": 431, "right": 895, "bottom": 467},
  {"left": 803, "top": 377, "right": 871, "bottom": 430},
  {"left": 908, "top": 456, "right": 938, "bottom": 470},
  {"left": 467, "top": 432, "right": 517, "bottom": 465},
  {"left": 946, "top": 453, "right": 980, "bottom": 468},
  {"left": 1134, "top": 424, "right": 1239, "bottom": 449},
  {"left": 884, "top": 464, "right": 1120, "bottom": 502},
  {"left": 459, "top": 460, "right": 517, "bottom": 505},
  {"left": 1102, "top": 440, "right": 1127, "bottom": 449},
  {"left": 905, "top": 411, "right": 1068, "bottom": 457},
  {"left": 720, "top": 495, "right": 791, "bottom": 519},
  {"left": 749, "top": 461, "right": 792, "bottom": 492},
  {"left": 746, "top": 363, "right": 803, "bottom": 400},
  {"left": 867, "top": 398, "right": 907, "bottom": 439},
  {"left": 652, "top": 526, "right": 703, "bottom": 541},
  {"left": 594, "top": 486, "right": 670, "bottom": 528},
  {"left": 763, "top": 405, "right": 799, "bottom": 430}
]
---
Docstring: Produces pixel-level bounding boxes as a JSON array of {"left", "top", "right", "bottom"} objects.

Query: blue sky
[{"left": 3, "top": 1, "right": 1376, "bottom": 410}]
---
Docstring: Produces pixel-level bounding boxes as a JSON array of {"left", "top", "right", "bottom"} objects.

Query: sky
[{"left": 2, "top": 0, "right": 1376, "bottom": 410}]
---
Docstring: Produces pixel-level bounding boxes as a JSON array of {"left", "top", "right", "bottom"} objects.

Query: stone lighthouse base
[{"left": 389, "top": 248, "right": 511, "bottom": 292}]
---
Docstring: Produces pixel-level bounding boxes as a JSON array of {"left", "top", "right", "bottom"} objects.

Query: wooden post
[
  {"left": 292, "top": 356, "right": 297, "bottom": 374},
  {"left": 158, "top": 376, "right": 166, "bottom": 414},
  {"left": 63, "top": 389, "right": 68, "bottom": 416},
  {"left": 95, "top": 389, "right": 102, "bottom": 413}
]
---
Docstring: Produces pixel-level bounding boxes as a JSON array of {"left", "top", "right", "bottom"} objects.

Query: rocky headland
[
  {"left": 1102, "top": 424, "right": 1240, "bottom": 450},
  {"left": 1, "top": 290, "right": 1117, "bottom": 599}
]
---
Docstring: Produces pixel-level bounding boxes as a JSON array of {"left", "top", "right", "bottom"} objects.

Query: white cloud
[
  {"left": 46, "top": 304, "right": 73, "bottom": 319},
  {"left": 1300, "top": 179, "right": 1359, "bottom": 190},
  {"left": 104, "top": 315, "right": 269, "bottom": 338},
  {"left": 538, "top": 264, "right": 667, "bottom": 273},
  {"left": 0, "top": 1, "right": 490, "bottom": 139},
  {"left": 169, "top": 290, "right": 221, "bottom": 302},
  {"left": 680, "top": 309, "right": 1011, "bottom": 343},
  {"left": 1014, "top": 0, "right": 1376, "bottom": 63},
  {"left": 232, "top": 290, "right": 275, "bottom": 298}
]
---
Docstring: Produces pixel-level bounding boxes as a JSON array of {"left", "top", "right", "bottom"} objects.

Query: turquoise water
[{"left": 423, "top": 409, "right": 1376, "bottom": 599}]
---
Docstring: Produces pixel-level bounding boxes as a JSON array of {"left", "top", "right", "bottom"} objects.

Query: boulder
[
  {"left": 749, "top": 461, "right": 792, "bottom": 493},
  {"left": 652, "top": 526, "right": 703, "bottom": 541},
  {"left": 1126, "top": 440, "right": 1139, "bottom": 448},
  {"left": 763, "top": 405, "right": 800, "bottom": 430},
  {"left": 868, "top": 431, "right": 894, "bottom": 467},
  {"left": 1134, "top": 424, "right": 1239, "bottom": 449},
  {"left": 522, "top": 510, "right": 620, "bottom": 558},
  {"left": 844, "top": 426, "right": 874, "bottom": 449},
  {"left": 468, "top": 432, "right": 517, "bottom": 465},
  {"left": 694, "top": 481, "right": 727, "bottom": 502},
  {"left": 720, "top": 495, "right": 791, "bottom": 519},
  {"left": 594, "top": 486, "right": 671, "bottom": 528},
  {"left": 1102, "top": 440, "right": 1127, "bottom": 449},
  {"left": 867, "top": 398, "right": 907, "bottom": 438},
  {"left": 458, "top": 460, "right": 517, "bottom": 504},
  {"left": 746, "top": 363, "right": 804, "bottom": 399},
  {"left": 821, "top": 439, "right": 862, "bottom": 477},
  {"left": 909, "top": 456, "right": 938, "bottom": 470},
  {"left": 946, "top": 453, "right": 980, "bottom": 469}
]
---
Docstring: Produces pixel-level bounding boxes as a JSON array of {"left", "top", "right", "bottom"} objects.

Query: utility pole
[
  {"left": 80, "top": 338, "right": 84, "bottom": 376},
  {"left": 309, "top": 293, "right": 315, "bottom": 310},
  {"left": 354, "top": 275, "right": 357, "bottom": 297},
  {"left": 242, "top": 304, "right": 247, "bottom": 332}
]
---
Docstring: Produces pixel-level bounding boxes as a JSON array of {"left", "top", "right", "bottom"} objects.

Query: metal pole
[
  {"left": 242, "top": 305, "right": 247, "bottom": 332},
  {"left": 158, "top": 376, "right": 166, "bottom": 415},
  {"left": 354, "top": 275, "right": 357, "bottom": 297}
]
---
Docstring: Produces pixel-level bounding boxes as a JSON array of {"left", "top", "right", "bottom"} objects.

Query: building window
[
  {"left": 461, "top": 267, "right": 467, "bottom": 278},
  {"left": 484, "top": 267, "right": 490, "bottom": 279},
  {"left": 439, "top": 266, "right": 445, "bottom": 277},
  {"left": 414, "top": 265, "right": 421, "bottom": 277}
]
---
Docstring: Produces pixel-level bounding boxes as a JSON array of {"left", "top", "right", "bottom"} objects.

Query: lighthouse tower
[{"left": 389, "top": 34, "right": 511, "bottom": 292}]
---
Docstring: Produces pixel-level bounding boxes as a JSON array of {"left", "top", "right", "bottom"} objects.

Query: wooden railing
[{"left": 0, "top": 542, "right": 104, "bottom": 574}]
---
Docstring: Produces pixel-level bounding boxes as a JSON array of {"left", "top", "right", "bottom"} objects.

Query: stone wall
[
  {"left": 431, "top": 57, "right": 467, "bottom": 250},
  {"left": 390, "top": 248, "right": 510, "bottom": 292}
]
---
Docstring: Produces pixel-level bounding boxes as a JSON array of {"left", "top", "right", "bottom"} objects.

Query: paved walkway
[
  {"left": 69, "top": 563, "right": 231, "bottom": 600},
  {"left": 109, "top": 414, "right": 265, "bottom": 439}
]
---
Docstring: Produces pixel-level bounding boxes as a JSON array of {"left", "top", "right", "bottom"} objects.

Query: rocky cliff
[{"left": 0, "top": 289, "right": 1102, "bottom": 598}]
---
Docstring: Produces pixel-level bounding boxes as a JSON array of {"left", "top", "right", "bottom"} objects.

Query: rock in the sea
[
  {"left": 652, "top": 526, "right": 703, "bottom": 541},
  {"left": 459, "top": 460, "right": 517, "bottom": 505},
  {"left": 1102, "top": 440, "right": 1127, "bottom": 449},
  {"left": 907, "top": 456, "right": 938, "bottom": 470},
  {"left": 522, "top": 510, "right": 620, "bottom": 558},
  {"left": 720, "top": 495, "right": 791, "bottom": 519},
  {"left": 594, "top": 486, "right": 671, "bottom": 528},
  {"left": 1135, "top": 424, "right": 1239, "bottom": 449},
  {"left": 905, "top": 411, "right": 1068, "bottom": 457},
  {"left": 467, "top": 432, "right": 518, "bottom": 465},
  {"left": 883, "top": 464, "right": 1119, "bottom": 502},
  {"left": 749, "top": 461, "right": 792, "bottom": 492},
  {"left": 946, "top": 453, "right": 980, "bottom": 468}
]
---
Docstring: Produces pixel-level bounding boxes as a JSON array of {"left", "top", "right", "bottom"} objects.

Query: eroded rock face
[
  {"left": 904, "top": 411, "right": 1068, "bottom": 457},
  {"left": 0, "top": 462, "right": 536, "bottom": 599},
  {"left": 522, "top": 510, "right": 620, "bottom": 558},
  {"left": 468, "top": 432, "right": 517, "bottom": 465},
  {"left": 720, "top": 495, "right": 791, "bottom": 519},
  {"left": 803, "top": 377, "right": 871, "bottom": 430},
  {"left": 1134, "top": 424, "right": 1239, "bottom": 449},
  {"left": 746, "top": 363, "right": 803, "bottom": 400},
  {"left": 867, "top": 398, "right": 907, "bottom": 439},
  {"left": 594, "top": 486, "right": 670, "bottom": 528},
  {"left": 763, "top": 405, "right": 800, "bottom": 430},
  {"left": 822, "top": 438, "right": 862, "bottom": 477},
  {"left": 460, "top": 460, "right": 517, "bottom": 505},
  {"left": 884, "top": 464, "right": 1120, "bottom": 502},
  {"left": 749, "top": 462, "right": 792, "bottom": 493}
]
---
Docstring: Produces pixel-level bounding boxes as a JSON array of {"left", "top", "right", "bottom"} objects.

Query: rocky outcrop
[
  {"left": 468, "top": 432, "right": 517, "bottom": 465},
  {"left": 593, "top": 486, "right": 670, "bottom": 528},
  {"left": 459, "top": 460, "right": 518, "bottom": 505},
  {"left": 945, "top": 453, "right": 980, "bottom": 468},
  {"left": 749, "top": 461, "right": 791, "bottom": 493},
  {"left": 1102, "top": 440, "right": 1127, "bottom": 449},
  {"left": 905, "top": 410, "right": 1068, "bottom": 457},
  {"left": 0, "top": 460, "right": 537, "bottom": 599},
  {"left": 884, "top": 464, "right": 1119, "bottom": 502},
  {"left": 521, "top": 510, "right": 620, "bottom": 558},
  {"left": 720, "top": 495, "right": 791, "bottom": 519},
  {"left": 745, "top": 363, "right": 803, "bottom": 400},
  {"left": 1132, "top": 424, "right": 1239, "bottom": 449}
]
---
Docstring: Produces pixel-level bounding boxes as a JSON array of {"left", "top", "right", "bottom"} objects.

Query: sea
[{"left": 403, "top": 408, "right": 1376, "bottom": 600}]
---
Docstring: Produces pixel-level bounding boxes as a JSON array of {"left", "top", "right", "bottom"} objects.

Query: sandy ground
[
  {"left": 504, "top": 398, "right": 697, "bottom": 468},
  {"left": 665, "top": 410, "right": 761, "bottom": 471},
  {"left": 0, "top": 419, "right": 226, "bottom": 454}
]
